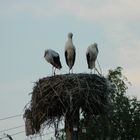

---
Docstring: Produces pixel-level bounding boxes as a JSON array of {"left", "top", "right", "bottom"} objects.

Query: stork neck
[{"left": 68, "top": 38, "right": 73, "bottom": 42}]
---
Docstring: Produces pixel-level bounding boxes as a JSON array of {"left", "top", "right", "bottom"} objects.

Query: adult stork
[
  {"left": 44, "top": 49, "right": 62, "bottom": 75},
  {"left": 64, "top": 32, "right": 76, "bottom": 73},
  {"left": 86, "top": 43, "right": 100, "bottom": 74}
]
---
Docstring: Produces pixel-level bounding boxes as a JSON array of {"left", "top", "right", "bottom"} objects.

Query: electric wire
[
  {"left": 0, "top": 131, "right": 55, "bottom": 140},
  {"left": 0, "top": 125, "right": 24, "bottom": 133},
  {"left": 0, "top": 131, "right": 25, "bottom": 139},
  {"left": 0, "top": 114, "right": 22, "bottom": 121}
]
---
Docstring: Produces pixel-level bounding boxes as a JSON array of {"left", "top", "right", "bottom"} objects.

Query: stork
[
  {"left": 86, "top": 43, "right": 100, "bottom": 74},
  {"left": 64, "top": 32, "right": 76, "bottom": 73},
  {"left": 44, "top": 49, "right": 62, "bottom": 75}
]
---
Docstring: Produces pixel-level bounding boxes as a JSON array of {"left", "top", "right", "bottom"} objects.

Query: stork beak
[{"left": 44, "top": 52, "right": 46, "bottom": 57}]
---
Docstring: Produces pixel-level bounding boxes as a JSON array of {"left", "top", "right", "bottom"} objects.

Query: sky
[{"left": 0, "top": 0, "right": 140, "bottom": 139}]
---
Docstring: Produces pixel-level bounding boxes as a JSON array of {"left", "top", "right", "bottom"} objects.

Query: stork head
[
  {"left": 44, "top": 50, "right": 48, "bottom": 57},
  {"left": 90, "top": 43, "right": 97, "bottom": 48},
  {"left": 68, "top": 32, "right": 73, "bottom": 39},
  {"left": 93, "top": 42, "right": 97, "bottom": 47}
]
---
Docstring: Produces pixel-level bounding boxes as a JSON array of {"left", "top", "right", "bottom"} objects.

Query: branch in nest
[{"left": 24, "top": 73, "right": 110, "bottom": 136}]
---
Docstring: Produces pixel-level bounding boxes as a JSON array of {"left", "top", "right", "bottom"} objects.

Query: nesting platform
[{"left": 24, "top": 73, "right": 110, "bottom": 136}]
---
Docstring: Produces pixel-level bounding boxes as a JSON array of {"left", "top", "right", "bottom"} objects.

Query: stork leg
[
  {"left": 69, "top": 68, "right": 74, "bottom": 74},
  {"left": 52, "top": 66, "right": 53, "bottom": 75},
  {"left": 95, "top": 67, "right": 102, "bottom": 76},
  {"left": 71, "top": 68, "right": 73, "bottom": 74},
  {"left": 90, "top": 69, "right": 92, "bottom": 74},
  {"left": 52, "top": 66, "right": 55, "bottom": 76},
  {"left": 69, "top": 68, "right": 70, "bottom": 74},
  {"left": 54, "top": 67, "right": 56, "bottom": 76}
]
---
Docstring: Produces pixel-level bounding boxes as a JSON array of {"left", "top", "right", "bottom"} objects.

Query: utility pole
[
  {"left": 65, "top": 108, "right": 79, "bottom": 140},
  {"left": 73, "top": 125, "right": 78, "bottom": 140},
  {"left": 72, "top": 108, "right": 79, "bottom": 140},
  {"left": 82, "top": 127, "right": 86, "bottom": 140},
  {"left": 65, "top": 115, "right": 73, "bottom": 140}
]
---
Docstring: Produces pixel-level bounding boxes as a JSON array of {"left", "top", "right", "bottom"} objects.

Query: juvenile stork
[
  {"left": 86, "top": 43, "right": 99, "bottom": 74},
  {"left": 64, "top": 32, "right": 76, "bottom": 73},
  {"left": 44, "top": 49, "right": 62, "bottom": 75}
]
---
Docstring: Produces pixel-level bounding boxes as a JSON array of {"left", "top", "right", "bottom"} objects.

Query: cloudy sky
[{"left": 0, "top": 0, "right": 140, "bottom": 139}]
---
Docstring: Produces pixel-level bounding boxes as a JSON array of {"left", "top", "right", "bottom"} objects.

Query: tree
[
  {"left": 53, "top": 67, "right": 140, "bottom": 140},
  {"left": 79, "top": 67, "right": 140, "bottom": 140}
]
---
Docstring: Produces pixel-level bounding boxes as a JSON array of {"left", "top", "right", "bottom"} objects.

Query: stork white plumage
[
  {"left": 86, "top": 43, "right": 99, "bottom": 74},
  {"left": 44, "top": 49, "right": 62, "bottom": 75},
  {"left": 64, "top": 32, "right": 76, "bottom": 73}
]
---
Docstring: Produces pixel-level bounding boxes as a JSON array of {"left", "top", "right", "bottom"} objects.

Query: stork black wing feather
[
  {"left": 86, "top": 53, "right": 90, "bottom": 69},
  {"left": 72, "top": 49, "right": 76, "bottom": 67},
  {"left": 95, "top": 45, "right": 99, "bottom": 53},
  {"left": 65, "top": 51, "right": 69, "bottom": 66},
  {"left": 53, "top": 56, "right": 62, "bottom": 69}
]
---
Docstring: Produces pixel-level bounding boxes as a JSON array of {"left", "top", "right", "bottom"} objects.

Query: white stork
[
  {"left": 64, "top": 32, "right": 76, "bottom": 73},
  {"left": 86, "top": 43, "right": 99, "bottom": 74},
  {"left": 44, "top": 49, "right": 62, "bottom": 75}
]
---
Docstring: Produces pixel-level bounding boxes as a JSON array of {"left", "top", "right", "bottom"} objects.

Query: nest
[{"left": 24, "top": 73, "right": 109, "bottom": 136}]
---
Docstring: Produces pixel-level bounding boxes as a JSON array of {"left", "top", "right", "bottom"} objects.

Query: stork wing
[
  {"left": 95, "top": 45, "right": 99, "bottom": 53},
  {"left": 53, "top": 55, "right": 62, "bottom": 69},
  {"left": 65, "top": 50, "right": 69, "bottom": 66},
  {"left": 72, "top": 49, "right": 76, "bottom": 67},
  {"left": 44, "top": 51, "right": 47, "bottom": 57},
  {"left": 86, "top": 52, "right": 90, "bottom": 69}
]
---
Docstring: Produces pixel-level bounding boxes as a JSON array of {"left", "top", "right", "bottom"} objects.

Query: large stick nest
[{"left": 24, "top": 74, "right": 110, "bottom": 135}]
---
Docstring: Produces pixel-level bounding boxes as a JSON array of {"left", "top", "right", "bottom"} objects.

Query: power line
[
  {"left": 0, "top": 114, "right": 22, "bottom": 121},
  {"left": 0, "top": 131, "right": 25, "bottom": 139},
  {"left": 1, "top": 131, "right": 55, "bottom": 140},
  {"left": 0, "top": 129, "right": 57, "bottom": 140},
  {"left": 0, "top": 113, "right": 59, "bottom": 139},
  {"left": 10, "top": 131, "right": 25, "bottom": 137},
  {"left": 0, "top": 125, "right": 24, "bottom": 133}
]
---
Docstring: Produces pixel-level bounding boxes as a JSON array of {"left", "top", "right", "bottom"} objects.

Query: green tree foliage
[
  {"left": 79, "top": 67, "right": 140, "bottom": 140},
  {"left": 58, "top": 67, "right": 140, "bottom": 140}
]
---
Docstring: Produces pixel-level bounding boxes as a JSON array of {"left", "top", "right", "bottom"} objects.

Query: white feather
[
  {"left": 64, "top": 33, "right": 76, "bottom": 70},
  {"left": 44, "top": 49, "right": 61, "bottom": 69},
  {"left": 86, "top": 43, "right": 98, "bottom": 69}
]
